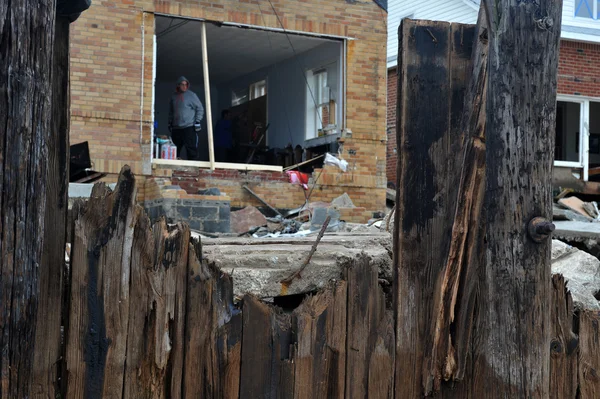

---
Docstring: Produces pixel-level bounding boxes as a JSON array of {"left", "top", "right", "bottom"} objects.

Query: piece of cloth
[
  {"left": 171, "top": 126, "right": 198, "bottom": 160},
  {"left": 214, "top": 118, "right": 233, "bottom": 148},
  {"left": 169, "top": 76, "right": 204, "bottom": 129},
  {"left": 286, "top": 171, "right": 310, "bottom": 190}
]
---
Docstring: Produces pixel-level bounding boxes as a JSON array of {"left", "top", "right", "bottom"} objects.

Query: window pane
[
  {"left": 575, "top": 0, "right": 593, "bottom": 18},
  {"left": 555, "top": 101, "right": 581, "bottom": 162},
  {"left": 232, "top": 88, "right": 248, "bottom": 106},
  {"left": 590, "top": 102, "right": 600, "bottom": 166}
]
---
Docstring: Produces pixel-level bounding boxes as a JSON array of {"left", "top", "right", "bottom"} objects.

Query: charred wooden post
[
  {"left": 473, "top": 0, "right": 563, "bottom": 396},
  {"left": 0, "top": 2, "right": 57, "bottom": 397},
  {"left": 31, "top": 15, "right": 71, "bottom": 398},
  {"left": 393, "top": 18, "right": 477, "bottom": 397}
]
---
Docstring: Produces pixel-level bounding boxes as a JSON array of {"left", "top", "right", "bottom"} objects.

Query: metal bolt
[{"left": 528, "top": 217, "right": 555, "bottom": 243}]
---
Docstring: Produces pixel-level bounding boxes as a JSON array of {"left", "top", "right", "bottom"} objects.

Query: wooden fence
[
  {"left": 28, "top": 18, "right": 600, "bottom": 399},
  {"left": 28, "top": 169, "right": 600, "bottom": 399},
  {"left": 32, "top": 167, "right": 395, "bottom": 399}
]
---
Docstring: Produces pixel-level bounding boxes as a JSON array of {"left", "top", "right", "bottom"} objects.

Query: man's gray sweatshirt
[{"left": 169, "top": 76, "right": 204, "bottom": 129}]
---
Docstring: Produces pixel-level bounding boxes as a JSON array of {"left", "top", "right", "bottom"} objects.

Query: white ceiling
[{"left": 155, "top": 16, "right": 332, "bottom": 83}]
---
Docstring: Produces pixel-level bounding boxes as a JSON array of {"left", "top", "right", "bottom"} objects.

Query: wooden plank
[
  {"left": 394, "top": 18, "right": 475, "bottom": 397},
  {"left": 66, "top": 167, "right": 137, "bottom": 399},
  {"left": 549, "top": 274, "right": 578, "bottom": 398},
  {"left": 293, "top": 281, "right": 347, "bottom": 399},
  {"left": 215, "top": 312, "right": 242, "bottom": 399},
  {"left": 472, "top": 0, "right": 563, "bottom": 396},
  {"left": 578, "top": 310, "right": 600, "bottom": 398},
  {"left": 183, "top": 240, "right": 217, "bottom": 398},
  {"left": 123, "top": 216, "right": 190, "bottom": 399},
  {"left": 0, "top": 1, "right": 56, "bottom": 396},
  {"left": 239, "top": 295, "right": 274, "bottom": 398},
  {"left": 30, "top": 16, "right": 71, "bottom": 399},
  {"left": 183, "top": 240, "right": 241, "bottom": 398},
  {"left": 152, "top": 158, "right": 283, "bottom": 172},
  {"left": 345, "top": 255, "right": 394, "bottom": 398}
]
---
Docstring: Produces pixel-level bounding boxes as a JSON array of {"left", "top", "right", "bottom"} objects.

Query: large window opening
[
  {"left": 554, "top": 97, "right": 600, "bottom": 182},
  {"left": 153, "top": 15, "right": 345, "bottom": 171}
]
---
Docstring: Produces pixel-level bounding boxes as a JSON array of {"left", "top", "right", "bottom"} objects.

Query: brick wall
[
  {"left": 558, "top": 40, "right": 600, "bottom": 97},
  {"left": 386, "top": 67, "right": 397, "bottom": 187},
  {"left": 385, "top": 39, "right": 600, "bottom": 185},
  {"left": 69, "top": 0, "right": 388, "bottom": 217}
]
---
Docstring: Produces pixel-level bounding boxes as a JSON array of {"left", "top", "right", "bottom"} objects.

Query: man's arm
[
  {"left": 194, "top": 94, "right": 204, "bottom": 125},
  {"left": 168, "top": 96, "right": 174, "bottom": 128}
]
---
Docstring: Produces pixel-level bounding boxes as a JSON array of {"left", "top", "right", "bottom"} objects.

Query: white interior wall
[{"left": 216, "top": 41, "right": 342, "bottom": 149}]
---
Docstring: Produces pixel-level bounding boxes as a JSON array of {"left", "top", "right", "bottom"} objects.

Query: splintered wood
[{"left": 60, "top": 166, "right": 394, "bottom": 398}]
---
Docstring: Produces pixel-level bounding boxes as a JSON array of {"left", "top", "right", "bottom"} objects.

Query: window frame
[
  {"left": 151, "top": 14, "right": 348, "bottom": 172},
  {"left": 555, "top": 95, "right": 591, "bottom": 180}
]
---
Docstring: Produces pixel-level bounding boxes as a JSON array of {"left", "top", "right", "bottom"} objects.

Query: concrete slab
[
  {"left": 553, "top": 221, "right": 600, "bottom": 241},
  {"left": 201, "top": 232, "right": 392, "bottom": 299}
]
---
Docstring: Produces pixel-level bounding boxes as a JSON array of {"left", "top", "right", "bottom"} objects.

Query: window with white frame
[
  {"left": 305, "top": 68, "right": 329, "bottom": 139},
  {"left": 250, "top": 80, "right": 266, "bottom": 100},
  {"left": 574, "top": 0, "right": 599, "bottom": 19},
  {"left": 555, "top": 97, "right": 600, "bottom": 181}
]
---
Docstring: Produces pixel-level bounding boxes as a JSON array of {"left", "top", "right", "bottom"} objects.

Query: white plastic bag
[{"left": 324, "top": 152, "right": 348, "bottom": 172}]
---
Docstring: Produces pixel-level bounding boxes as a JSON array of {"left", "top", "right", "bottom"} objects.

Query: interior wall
[{"left": 216, "top": 41, "right": 342, "bottom": 150}]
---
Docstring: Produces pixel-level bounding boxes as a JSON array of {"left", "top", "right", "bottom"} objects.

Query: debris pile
[
  {"left": 230, "top": 192, "right": 389, "bottom": 238},
  {"left": 553, "top": 193, "right": 600, "bottom": 222}
]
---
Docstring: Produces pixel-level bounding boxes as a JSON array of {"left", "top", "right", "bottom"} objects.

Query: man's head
[
  {"left": 222, "top": 110, "right": 230, "bottom": 120},
  {"left": 176, "top": 76, "right": 189, "bottom": 92}
]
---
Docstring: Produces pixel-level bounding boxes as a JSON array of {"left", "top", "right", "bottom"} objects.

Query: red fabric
[{"left": 286, "top": 171, "right": 309, "bottom": 190}]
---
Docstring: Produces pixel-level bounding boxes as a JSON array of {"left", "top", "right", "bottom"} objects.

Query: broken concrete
[
  {"left": 331, "top": 193, "right": 355, "bottom": 208},
  {"left": 552, "top": 239, "right": 600, "bottom": 310},
  {"left": 201, "top": 232, "right": 392, "bottom": 298},
  {"left": 553, "top": 221, "right": 600, "bottom": 241},
  {"left": 230, "top": 206, "right": 267, "bottom": 234}
]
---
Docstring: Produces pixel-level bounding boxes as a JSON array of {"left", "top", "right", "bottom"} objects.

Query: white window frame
[
  {"left": 151, "top": 14, "right": 349, "bottom": 172},
  {"left": 555, "top": 95, "right": 591, "bottom": 181},
  {"left": 574, "top": 0, "right": 598, "bottom": 19}
]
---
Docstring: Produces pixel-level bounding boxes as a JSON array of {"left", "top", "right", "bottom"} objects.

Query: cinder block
[
  {"left": 193, "top": 206, "right": 219, "bottom": 220},
  {"left": 203, "top": 220, "right": 230, "bottom": 233}
]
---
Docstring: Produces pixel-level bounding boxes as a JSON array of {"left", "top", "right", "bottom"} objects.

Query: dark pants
[{"left": 171, "top": 126, "right": 198, "bottom": 160}]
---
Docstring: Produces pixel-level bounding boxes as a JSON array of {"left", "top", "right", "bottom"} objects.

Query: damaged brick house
[
  {"left": 68, "top": 0, "right": 388, "bottom": 231},
  {"left": 386, "top": 0, "right": 600, "bottom": 194}
]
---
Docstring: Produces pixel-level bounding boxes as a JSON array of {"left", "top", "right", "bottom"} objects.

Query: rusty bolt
[{"left": 528, "top": 217, "right": 555, "bottom": 243}]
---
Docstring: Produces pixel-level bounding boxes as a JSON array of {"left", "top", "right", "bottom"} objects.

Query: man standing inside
[{"left": 169, "top": 76, "right": 204, "bottom": 160}]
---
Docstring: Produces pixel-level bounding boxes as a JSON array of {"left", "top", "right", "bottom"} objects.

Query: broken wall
[{"left": 69, "top": 0, "right": 388, "bottom": 215}]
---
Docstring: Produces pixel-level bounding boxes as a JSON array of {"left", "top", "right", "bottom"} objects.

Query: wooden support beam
[
  {"left": 201, "top": 22, "right": 215, "bottom": 170},
  {"left": 472, "top": 0, "right": 563, "bottom": 396},
  {"left": 0, "top": 2, "right": 57, "bottom": 397},
  {"left": 394, "top": 17, "right": 477, "bottom": 397}
]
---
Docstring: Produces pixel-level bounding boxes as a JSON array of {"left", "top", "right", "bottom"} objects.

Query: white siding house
[{"left": 387, "top": 0, "right": 600, "bottom": 69}]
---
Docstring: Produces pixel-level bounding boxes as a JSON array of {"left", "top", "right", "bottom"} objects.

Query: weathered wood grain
[
  {"left": 123, "top": 215, "right": 189, "bottom": 399},
  {"left": 31, "top": 15, "right": 71, "bottom": 399},
  {"left": 293, "top": 281, "right": 347, "bottom": 399},
  {"left": 549, "top": 274, "right": 578, "bottom": 398},
  {"left": 66, "top": 167, "right": 137, "bottom": 399},
  {"left": 473, "top": 0, "right": 563, "bottom": 396},
  {"left": 578, "top": 310, "right": 600, "bottom": 398},
  {"left": 183, "top": 240, "right": 241, "bottom": 398},
  {"left": 394, "top": 18, "right": 476, "bottom": 397},
  {"left": 0, "top": 0, "right": 56, "bottom": 396},
  {"left": 346, "top": 255, "right": 394, "bottom": 398}
]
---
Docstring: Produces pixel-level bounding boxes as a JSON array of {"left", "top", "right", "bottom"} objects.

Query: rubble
[
  {"left": 202, "top": 232, "right": 393, "bottom": 298},
  {"left": 230, "top": 206, "right": 267, "bottom": 234},
  {"left": 552, "top": 239, "right": 600, "bottom": 311}
]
